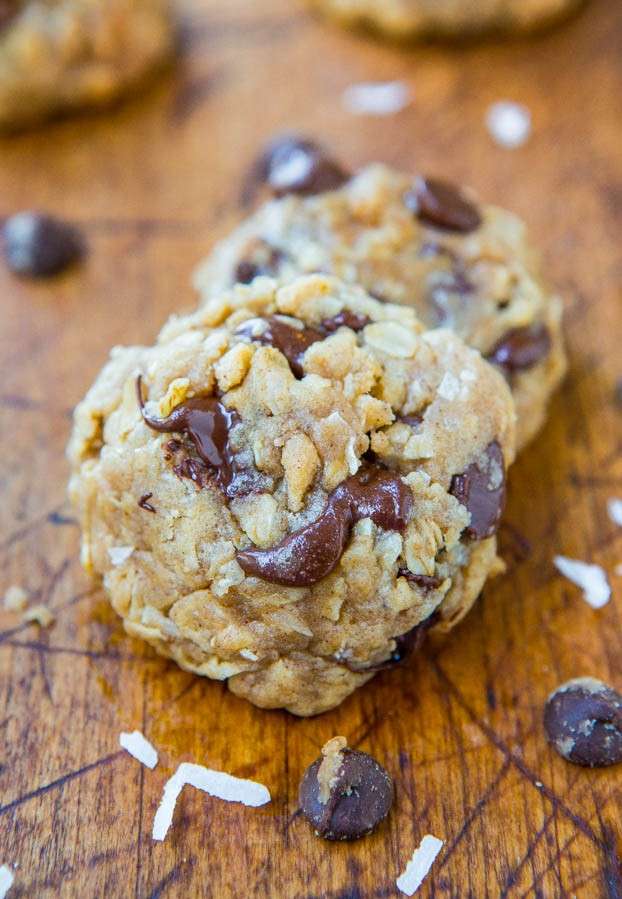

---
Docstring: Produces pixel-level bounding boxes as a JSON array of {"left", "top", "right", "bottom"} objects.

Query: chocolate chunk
[
  {"left": 237, "top": 315, "right": 324, "bottom": 378},
  {"left": 237, "top": 464, "right": 413, "bottom": 586},
  {"left": 405, "top": 177, "right": 482, "bottom": 233},
  {"left": 544, "top": 678, "right": 622, "bottom": 767},
  {"left": 371, "top": 612, "right": 439, "bottom": 671},
  {"left": 399, "top": 413, "right": 423, "bottom": 428},
  {"left": 487, "top": 325, "right": 552, "bottom": 373},
  {"left": 320, "top": 311, "right": 370, "bottom": 333},
  {"left": 137, "top": 377, "right": 255, "bottom": 498},
  {"left": 249, "top": 134, "right": 349, "bottom": 199},
  {"left": 397, "top": 568, "right": 442, "bottom": 590},
  {"left": 138, "top": 493, "right": 157, "bottom": 513},
  {"left": 299, "top": 737, "right": 393, "bottom": 841},
  {"left": 450, "top": 440, "right": 505, "bottom": 540},
  {"left": 235, "top": 244, "right": 284, "bottom": 285},
  {"left": 2, "top": 212, "right": 85, "bottom": 277}
]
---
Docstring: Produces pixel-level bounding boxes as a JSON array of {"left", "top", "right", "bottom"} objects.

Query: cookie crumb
[
  {"left": 607, "top": 498, "right": 622, "bottom": 527},
  {"left": 486, "top": 101, "right": 531, "bottom": 149},
  {"left": 152, "top": 762, "right": 271, "bottom": 842},
  {"left": 3, "top": 585, "right": 28, "bottom": 612},
  {"left": 120, "top": 731, "right": 158, "bottom": 769},
  {"left": 553, "top": 555, "right": 611, "bottom": 608},
  {"left": 108, "top": 546, "right": 134, "bottom": 566},
  {"left": 0, "top": 865, "right": 14, "bottom": 899},
  {"left": 22, "top": 604, "right": 55, "bottom": 628},
  {"left": 396, "top": 834, "right": 444, "bottom": 896},
  {"left": 317, "top": 736, "right": 348, "bottom": 803},
  {"left": 342, "top": 81, "right": 411, "bottom": 116}
]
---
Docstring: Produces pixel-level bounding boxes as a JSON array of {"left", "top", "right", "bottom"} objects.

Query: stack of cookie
[{"left": 68, "top": 136, "right": 566, "bottom": 716}]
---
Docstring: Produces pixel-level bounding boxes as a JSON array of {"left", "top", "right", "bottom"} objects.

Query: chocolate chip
[
  {"left": 249, "top": 134, "right": 349, "bottom": 198},
  {"left": 234, "top": 243, "right": 284, "bottom": 285},
  {"left": 2, "top": 212, "right": 85, "bottom": 277},
  {"left": 299, "top": 737, "right": 393, "bottom": 841},
  {"left": 398, "top": 413, "right": 423, "bottom": 428},
  {"left": 237, "top": 464, "right": 413, "bottom": 586},
  {"left": 405, "top": 177, "right": 482, "bottom": 233},
  {"left": 373, "top": 611, "right": 439, "bottom": 671},
  {"left": 320, "top": 311, "right": 370, "bottom": 333},
  {"left": 544, "top": 678, "right": 622, "bottom": 767},
  {"left": 450, "top": 440, "right": 506, "bottom": 540},
  {"left": 487, "top": 324, "right": 552, "bottom": 373},
  {"left": 397, "top": 568, "right": 443, "bottom": 590},
  {"left": 236, "top": 315, "right": 324, "bottom": 378},
  {"left": 138, "top": 493, "right": 157, "bottom": 513}
]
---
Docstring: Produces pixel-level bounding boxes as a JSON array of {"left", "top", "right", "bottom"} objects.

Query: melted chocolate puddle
[
  {"left": 237, "top": 464, "right": 413, "bottom": 587},
  {"left": 137, "top": 377, "right": 259, "bottom": 498}
]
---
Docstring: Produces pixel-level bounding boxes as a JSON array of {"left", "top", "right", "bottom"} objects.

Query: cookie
[
  {"left": 306, "top": 0, "right": 584, "bottom": 40},
  {"left": 0, "top": 0, "right": 175, "bottom": 131},
  {"left": 195, "top": 155, "right": 566, "bottom": 450},
  {"left": 68, "top": 274, "right": 516, "bottom": 716}
]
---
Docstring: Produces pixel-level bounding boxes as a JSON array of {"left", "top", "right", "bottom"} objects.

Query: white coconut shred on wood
[
  {"left": 607, "top": 498, "right": 622, "bottom": 526},
  {"left": 554, "top": 555, "right": 611, "bottom": 608},
  {"left": 152, "top": 762, "right": 271, "bottom": 841},
  {"left": 396, "top": 835, "right": 444, "bottom": 895},
  {"left": 0, "top": 866, "right": 14, "bottom": 899},
  {"left": 342, "top": 81, "right": 411, "bottom": 116},
  {"left": 486, "top": 101, "right": 531, "bottom": 148},
  {"left": 119, "top": 731, "right": 158, "bottom": 769}
]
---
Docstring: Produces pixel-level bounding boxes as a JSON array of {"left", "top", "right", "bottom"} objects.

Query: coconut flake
[
  {"left": 21, "top": 605, "right": 55, "bottom": 628},
  {"left": 3, "top": 586, "right": 28, "bottom": 612},
  {"left": 0, "top": 866, "right": 14, "bottom": 899},
  {"left": 120, "top": 731, "right": 158, "bottom": 769},
  {"left": 396, "top": 835, "right": 444, "bottom": 895},
  {"left": 486, "top": 101, "right": 531, "bottom": 149},
  {"left": 342, "top": 81, "right": 411, "bottom": 116},
  {"left": 108, "top": 545, "right": 134, "bottom": 566},
  {"left": 607, "top": 498, "right": 622, "bottom": 527},
  {"left": 554, "top": 555, "right": 611, "bottom": 609},
  {"left": 152, "top": 762, "right": 271, "bottom": 841}
]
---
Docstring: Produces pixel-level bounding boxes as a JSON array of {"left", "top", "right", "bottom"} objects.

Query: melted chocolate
[
  {"left": 450, "top": 440, "right": 506, "bottom": 540},
  {"left": 137, "top": 377, "right": 250, "bottom": 498},
  {"left": 397, "top": 568, "right": 442, "bottom": 590},
  {"left": 237, "top": 465, "right": 413, "bottom": 586},
  {"left": 405, "top": 177, "right": 481, "bottom": 234},
  {"left": 237, "top": 316, "right": 324, "bottom": 378},
  {"left": 487, "top": 324, "right": 551, "bottom": 372},
  {"left": 320, "top": 311, "right": 371, "bottom": 333}
]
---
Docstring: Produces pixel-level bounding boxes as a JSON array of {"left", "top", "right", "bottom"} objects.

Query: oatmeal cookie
[
  {"left": 68, "top": 274, "right": 515, "bottom": 715},
  {"left": 195, "top": 154, "right": 565, "bottom": 450},
  {"left": 0, "top": 0, "right": 174, "bottom": 131},
  {"left": 306, "top": 0, "right": 584, "bottom": 40}
]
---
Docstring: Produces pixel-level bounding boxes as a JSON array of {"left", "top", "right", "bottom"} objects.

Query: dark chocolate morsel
[
  {"left": 235, "top": 244, "right": 284, "bottom": 285},
  {"left": 2, "top": 212, "right": 85, "bottom": 277},
  {"left": 397, "top": 568, "right": 443, "bottom": 590},
  {"left": 136, "top": 377, "right": 253, "bottom": 498},
  {"left": 236, "top": 315, "right": 324, "bottom": 378},
  {"left": 299, "top": 746, "right": 393, "bottom": 840},
  {"left": 249, "top": 134, "right": 349, "bottom": 198},
  {"left": 487, "top": 324, "right": 552, "bottom": 373},
  {"left": 399, "top": 413, "right": 423, "bottom": 428},
  {"left": 450, "top": 440, "right": 506, "bottom": 540},
  {"left": 371, "top": 611, "right": 439, "bottom": 671},
  {"left": 405, "top": 177, "right": 482, "bottom": 233},
  {"left": 320, "top": 311, "right": 371, "bottom": 333},
  {"left": 544, "top": 678, "right": 622, "bottom": 767},
  {"left": 138, "top": 493, "right": 157, "bottom": 513},
  {"left": 237, "top": 465, "right": 413, "bottom": 586}
]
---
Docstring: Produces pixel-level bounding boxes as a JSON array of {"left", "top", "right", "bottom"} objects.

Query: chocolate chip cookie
[
  {"left": 68, "top": 274, "right": 515, "bottom": 715},
  {"left": 0, "top": 0, "right": 174, "bottom": 131},
  {"left": 195, "top": 155, "right": 566, "bottom": 450},
  {"left": 306, "top": 0, "right": 584, "bottom": 40}
]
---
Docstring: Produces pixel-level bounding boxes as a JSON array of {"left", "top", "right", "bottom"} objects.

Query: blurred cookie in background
[
  {"left": 0, "top": 0, "right": 175, "bottom": 132},
  {"left": 306, "top": 0, "right": 585, "bottom": 40}
]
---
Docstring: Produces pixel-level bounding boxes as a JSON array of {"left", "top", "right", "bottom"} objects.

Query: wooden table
[{"left": 1, "top": 0, "right": 621, "bottom": 895}]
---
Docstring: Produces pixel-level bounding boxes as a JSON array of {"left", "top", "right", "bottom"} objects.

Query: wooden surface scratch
[{"left": 1, "top": 0, "right": 621, "bottom": 896}]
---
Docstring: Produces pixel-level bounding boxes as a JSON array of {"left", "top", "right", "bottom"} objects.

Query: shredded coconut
[
  {"left": 120, "top": 731, "right": 158, "bottom": 769},
  {"left": 554, "top": 556, "right": 611, "bottom": 609},
  {"left": 152, "top": 762, "right": 271, "bottom": 841},
  {"left": 240, "top": 649, "right": 259, "bottom": 661},
  {"left": 437, "top": 372, "right": 461, "bottom": 401},
  {"left": 21, "top": 605, "right": 55, "bottom": 628},
  {"left": 342, "top": 81, "right": 411, "bottom": 116},
  {"left": 486, "top": 101, "right": 531, "bottom": 149},
  {"left": 3, "top": 586, "right": 28, "bottom": 612},
  {"left": 607, "top": 498, "right": 622, "bottom": 527},
  {"left": 108, "top": 545, "right": 134, "bottom": 566},
  {"left": 0, "top": 866, "right": 13, "bottom": 899},
  {"left": 396, "top": 835, "right": 444, "bottom": 895}
]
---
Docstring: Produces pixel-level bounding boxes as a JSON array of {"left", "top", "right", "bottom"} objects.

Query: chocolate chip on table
[
  {"left": 450, "top": 440, "right": 506, "bottom": 540},
  {"left": 299, "top": 737, "right": 394, "bottom": 840},
  {"left": 2, "top": 212, "right": 85, "bottom": 277},
  {"left": 237, "top": 463, "right": 413, "bottom": 586},
  {"left": 404, "top": 176, "right": 482, "bottom": 233},
  {"left": 487, "top": 324, "right": 552, "bottom": 373},
  {"left": 248, "top": 134, "right": 349, "bottom": 199},
  {"left": 544, "top": 678, "right": 622, "bottom": 767}
]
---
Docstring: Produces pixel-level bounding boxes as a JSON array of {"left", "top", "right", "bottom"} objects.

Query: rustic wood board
[{"left": 1, "top": 0, "right": 621, "bottom": 896}]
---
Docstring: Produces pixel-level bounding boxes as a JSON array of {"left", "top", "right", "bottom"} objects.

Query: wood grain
[{"left": 1, "top": 0, "right": 621, "bottom": 896}]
